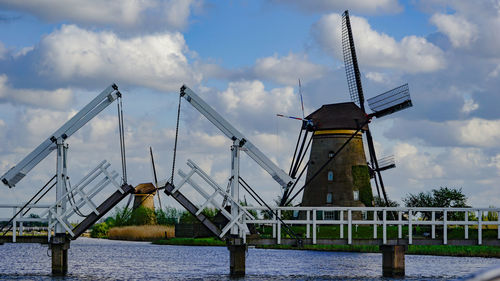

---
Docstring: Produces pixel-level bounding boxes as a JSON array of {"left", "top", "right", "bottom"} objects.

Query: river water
[{"left": 0, "top": 237, "right": 499, "bottom": 280}]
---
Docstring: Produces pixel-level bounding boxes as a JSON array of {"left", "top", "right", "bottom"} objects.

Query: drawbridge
[{"left": 0, "top": 84, "right": 134, "bottom": 275}]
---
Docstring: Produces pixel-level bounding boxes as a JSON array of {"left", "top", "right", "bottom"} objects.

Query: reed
[{"left": 108, "top": 225, "right": 174, "bottom": 241}]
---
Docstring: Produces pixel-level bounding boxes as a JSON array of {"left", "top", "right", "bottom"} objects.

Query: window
[
  {"left": 324, "top": 211, "right": 336, "bottom": 220},
  {"left": 353, "top": 190, "right": 359, "bottom": 201},
  {"left": 328, "top": 151, "right": 334, "bottom": 158},
  {"left": 327, "top": 171, "right": 333, "bottom": 181},
  {"left": 326, "top": 192, "right": 333, "bottom": 204}
]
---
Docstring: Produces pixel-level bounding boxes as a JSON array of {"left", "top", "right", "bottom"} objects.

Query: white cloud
[
  {"left": 461, "top": 98, "right": 479, "bottom": 114},
  {"left": 270, "top": 0, "right": 402, "bottom": 14},
  {"left": 393, "top": 142, "right": 444, "bottom": 179},
  {"left": 254, "top": 53, "right": 327, "bottom": 85},
  {"left": 312, "top": 13, "right": 445, "bottom": 73},
  {"left": 430, "top": 13, "right": 478, "bottom": 48},
  {"left": 389, "top": 118, "right": 500, "bottom": 149},
  {"left": 37, "top": 25, "right": 201, "bottom": 91},
  {"left": 0, "top": 74, "right": 73, "bottom": 109},
  {"left": 0, "top": 0, "right": 201, "bottom": 30},
  {"left": 458, "top": 118, "right": 500, "bottom": 147},
  {"left": 217, "top": 80, "right": 298, "bottom": 122},
  {"left": 365, "top": 71, "right": 392, "bottom": 84}
]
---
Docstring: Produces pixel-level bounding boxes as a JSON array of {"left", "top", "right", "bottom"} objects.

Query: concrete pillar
[
  {"left": 228, "top": 237, "right": 246, "bottom": 277},
  {"left": 50, "top": 234, "right": 70, "bottom": 275},
  {"left": 381, "top": 245, "right": 406, "bottom": 277}
]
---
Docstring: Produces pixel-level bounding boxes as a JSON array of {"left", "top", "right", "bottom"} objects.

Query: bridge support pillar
[
  {"left": 381, "top": 245, "right": 406, "bottom": 277},
  {"left": 50, "top": 234, "right": 70, "bottom": 275},
  {"left": 228, "top": 237, "right": 246, "bottom": 277}
]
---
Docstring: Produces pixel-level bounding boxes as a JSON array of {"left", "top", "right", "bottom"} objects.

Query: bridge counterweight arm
[
  {"left": 1, "top": 84, "right": 120, "bottom": 188},
  {"left": 180, "top": 85, "right": 293, "bottom": 189}
]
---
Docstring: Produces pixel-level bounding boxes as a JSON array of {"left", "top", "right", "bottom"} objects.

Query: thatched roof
[{"left": 306, "top": 102, "right": 368, "bottom": 131}]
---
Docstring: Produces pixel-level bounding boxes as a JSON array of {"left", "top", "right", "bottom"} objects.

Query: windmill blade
[
  {"left": 342, "top": 10, "right": 365, "bottom": 110},
  {"left": 276, "top": 114, "right": 306, "bottom": 121},
  {"left": 377, "top": 155, "right": 396, "bottom": 172},
  {"left": 150, "top": 146, "right": 162, "bottom": 210},
  {"left": 342, "top": 10, "right": 392, "bottom": 208},
  {"left": 368, "top": 83, "right": 412, "bottom": 118},
  {"left": 298, "top": 79, "right": 305, "bottom": 119}
]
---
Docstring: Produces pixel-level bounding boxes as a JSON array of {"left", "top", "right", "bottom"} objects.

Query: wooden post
[
  {"left": 228, "top": 237, "right": 246, "bottom": 277},
  {"left": 50, "top": 234, "right": 70, "bottom": 275},
  {"left": 381, "top": 245, "right": 406, "bottom": 277}
]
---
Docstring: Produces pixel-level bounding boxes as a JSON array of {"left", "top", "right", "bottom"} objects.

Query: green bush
[
  {"left": 129, "top": 206, "right": 157, "bottom": 225},
  {"left": 90, "top": 222, "right": 109, "bottom": 238},
  {"left": 179, "top": 208, "right": 217, "bottom": 223}
]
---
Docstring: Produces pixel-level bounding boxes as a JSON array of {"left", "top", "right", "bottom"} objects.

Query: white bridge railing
[
  {"left": 0, "top": 160, "right": 122, "bottom": 242},
  {"left": 0, "top": 203, "right": 52, "bottom": 242},
  {"left": 242, "top": 206, "right": 500, "bottom": 245}
]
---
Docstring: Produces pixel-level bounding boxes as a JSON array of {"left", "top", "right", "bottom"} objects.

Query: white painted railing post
[
  {"left": 497, "top": 211, "right": 500, "bottom": 240},
  {"left": 12, "top": 207, "right": 16, "bottom": 242},
  {"left": 312, "top": 209, "right": 317, "bottom": 245},
  {"left": 340, "top": 210, "right": 344, "bottom": 239},
  {"left": 272, "top": 212, "right": 276, "bottom": 238},
  {"left": 277, "top": 209, "right": 281, "bottom": 245},
  {"left": 373, "top": 210, "right": 377, "bottom": 239},
  {"left": 409, "top": 210, "right": 413, "bottom": 245},
  {"left": 443, "top": 210, "right": 447, "bottom": 245},
  {"left": 383, "top": 209, "right": 387, "bottom": 245},
  {"left": 348, "top": 209, "right": 352, "bottom": 245},
  {"left": 478, "top": 210, "right": 482, "bottom": 245},
  {"left": 431, "top": 211, "right": 435, "bottom": 239},
  {"left": 465, "top": 211, "right": 469, "bottom": 240},
  {"left": 306, "top": 210, "right": 310, "bottom": 239},
  {"left": 398, "top": 211, "right": 402, "bottom": 239}
]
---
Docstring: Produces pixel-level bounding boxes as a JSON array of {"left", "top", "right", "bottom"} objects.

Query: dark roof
[{"left": 306, "top": 102, "right": 368, "bottom": 131}]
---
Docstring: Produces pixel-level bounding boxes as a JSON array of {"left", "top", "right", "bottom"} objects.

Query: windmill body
[{"left": 301, "top": 103, "right": 373, "bottom": 209}]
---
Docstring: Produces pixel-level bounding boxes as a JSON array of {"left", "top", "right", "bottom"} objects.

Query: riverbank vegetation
[
  {"left": 90, "top": 206, "right": 182, "bottom": 239},
  {"left": 108, "top": 225, "right": 174, "bottom": 241}
]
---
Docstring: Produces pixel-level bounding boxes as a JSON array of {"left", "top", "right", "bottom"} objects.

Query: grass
[
  {"left": 107, "top": 225, "right": 174, "bottom": 241},
  {"left": 153, "top": 237, "right": 226, "bottom": 246}
]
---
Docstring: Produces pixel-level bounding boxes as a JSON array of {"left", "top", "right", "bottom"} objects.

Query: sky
[{"left": 0, "top": 0, "right": 500, "bottom": 218}]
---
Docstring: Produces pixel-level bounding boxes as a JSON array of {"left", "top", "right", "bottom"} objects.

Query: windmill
[
  {"left": 130, "top": 147, "right": 163, "bottom": 214},
  {"left": 279, "top": 10, "right": 412, "bottom": 209}
]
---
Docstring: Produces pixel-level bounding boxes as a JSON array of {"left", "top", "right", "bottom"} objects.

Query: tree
[
  {"left": 373, "top": 196, "right": 400, "bottom": 207},
  {"left": 403, "top": 187, "right": 469, "bottom": 220}
]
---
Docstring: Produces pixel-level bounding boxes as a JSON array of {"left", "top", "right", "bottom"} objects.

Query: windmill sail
[
  {"left": 368, "top": 83, "right": 412, "bottom": 118},
  {"left": 342, "top": 10, "right": 390, "bottom": 206},
  {"left": 342, "top": 10, "right": 364, "bottom": 109}
]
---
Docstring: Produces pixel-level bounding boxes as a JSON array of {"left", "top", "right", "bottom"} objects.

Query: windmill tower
[
  {"left": 281, "top": 11, "right": 413, "bottom": 209},
  {"left": 300, "top": 103, "right": 372, "bottom": 208}
]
